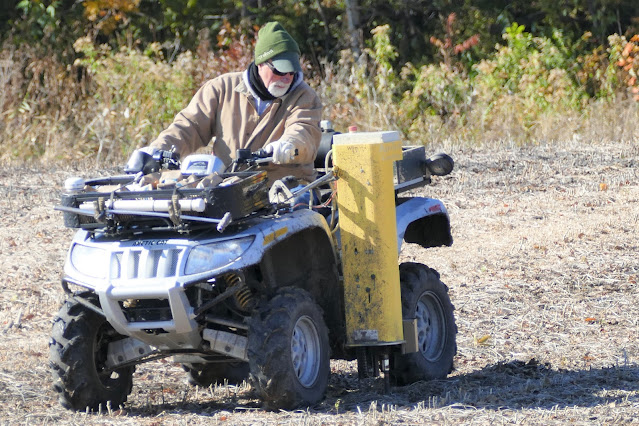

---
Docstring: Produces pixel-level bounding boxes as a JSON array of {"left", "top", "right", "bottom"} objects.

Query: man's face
[{"left": 258, "top": 61, "right": 294, "bottom": 98}]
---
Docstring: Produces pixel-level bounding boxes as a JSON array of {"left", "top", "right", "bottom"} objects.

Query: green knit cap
[{"left": 254, "top": 22, "right": 301, "bottom": 73}]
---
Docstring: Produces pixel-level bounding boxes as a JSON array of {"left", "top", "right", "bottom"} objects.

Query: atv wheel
[
  {"left": 49, "top": 298, "right": 134, "bottom": 411},
  {"left": 391, "top": 263, "right": 457, "bottom": 385},
  {"left": 248, "top": 287, "right": 330, "bottom": 409},
  {"left": 182, "top": 362, "right": 249, "bottom": 387}
]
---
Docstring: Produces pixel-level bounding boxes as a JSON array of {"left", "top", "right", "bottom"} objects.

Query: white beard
[{"left": 268, "top": 82, "right": 291, "bottom": 98}]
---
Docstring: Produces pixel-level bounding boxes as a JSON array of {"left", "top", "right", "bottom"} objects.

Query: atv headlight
[
  {"left": 185, "top": 237, "right": 254, "bottom": 275},
  {"left": 70, "top": 243, "right": 109, "bottom": 279}
]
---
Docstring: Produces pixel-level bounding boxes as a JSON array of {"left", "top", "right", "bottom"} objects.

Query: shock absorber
[{"left": 224, "top": 273, "right": 255, "bottom": 311}]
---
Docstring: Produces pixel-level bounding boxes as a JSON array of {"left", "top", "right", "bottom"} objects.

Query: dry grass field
[{"left": 0, "top": 139, "right": 637, "bottom": 425}]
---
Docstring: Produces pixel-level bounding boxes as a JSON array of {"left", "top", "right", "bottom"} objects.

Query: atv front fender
[{"left": 396, "top": 197, "right": 453, "bottom": 253}]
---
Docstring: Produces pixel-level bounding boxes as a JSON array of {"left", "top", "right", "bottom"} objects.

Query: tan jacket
[{"left": 149, "top": 71, "right": 322, "bottom": 182}]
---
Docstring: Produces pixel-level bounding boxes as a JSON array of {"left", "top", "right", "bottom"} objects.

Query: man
[{"left": 126, "top": 21, "right": 322, "bottom": 182}]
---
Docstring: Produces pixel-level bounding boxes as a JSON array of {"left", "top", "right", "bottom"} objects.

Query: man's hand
[
  {"left": 264, "top": 140, "right": 298, "bottom": 164},
  {"left": 124, "top": 146, "right": 159, "bottom": 174}
]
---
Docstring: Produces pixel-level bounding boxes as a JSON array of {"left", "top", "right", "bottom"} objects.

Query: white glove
[{"left": 264, "top": 140, "right": 297, "bottom": 164}]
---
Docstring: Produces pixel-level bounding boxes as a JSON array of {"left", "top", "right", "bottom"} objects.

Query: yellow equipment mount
[{"left": 332, "top": 131, "right": 404, "bottom": 346}]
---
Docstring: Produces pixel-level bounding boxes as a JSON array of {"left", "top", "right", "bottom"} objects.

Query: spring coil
[{"left": 225, "top": 273, "right": 254, "bottom": 310}]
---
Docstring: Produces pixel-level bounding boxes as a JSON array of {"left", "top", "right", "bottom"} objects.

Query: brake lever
[
  {"left": 252, "top": 148, "right": 297, "bottom": 163},
  {"left": 250, "top": 149, "right": 273, "bottom": 166},
  {"left": 253, "top": 148, "right": 269, "bottom": 158}
]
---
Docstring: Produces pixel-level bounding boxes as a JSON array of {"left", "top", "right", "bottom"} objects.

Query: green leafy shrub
[
  {"left": 72, "top": 37, "right": 196, "bottom": 160},
  {"left": 0, "top": 40, "right": 85, "bottom": 161},
  {"left": 192, "top": 21, "right": 255, "bottom": 84},
  {"left": 574, "top": 33, "right": 618, "bottom": 100},
  {"left": 0, "top": 21, "right": 257, "bottom": 164},
  {"left": 14, "top": 0, "right": 63, "bottom": 44},
  {"left": 4, "top": 16, "right": 639, "bottom": 165},
  {"left": 471, "top": 23, "right": 589, "bottom": 138},
  {"left": 314, "top": 25, "right": 402, "bottom": 134},
  {"left": 396, "top": 62, "right": 472, "bottom": 141},
  {"left": 317, "top": 24, "right": 471, "bottom": 137}
]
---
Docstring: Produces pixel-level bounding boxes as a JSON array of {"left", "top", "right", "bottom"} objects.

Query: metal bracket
[
  {"left": 202, "top": 329, "right": 248, "bottom": 361},
  {"left": 106, "top": 337, "right": 157, "bottom": 369},
  {"left": 168, "top": 193, "right": 182, "bottom": 226},
  {"left": 94, "top": 197, "right": 107, "bottom": 223},
  {"left": 402, "top": 319, "right": 419, "bottom": 354},
  {"left": 268, "top": 179, "right": 295, "bottom": 205}
]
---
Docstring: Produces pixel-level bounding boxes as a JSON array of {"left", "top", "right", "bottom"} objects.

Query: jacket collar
[{"left": 236, "top": 76, "right": 252, "bottom": 97}]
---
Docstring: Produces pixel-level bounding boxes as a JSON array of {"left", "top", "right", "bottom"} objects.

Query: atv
[{"left": 49, "top": 124, "right": 457, "bottom": 411}]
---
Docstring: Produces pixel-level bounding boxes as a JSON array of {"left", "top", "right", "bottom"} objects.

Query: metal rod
[
  {"left": 194, "top": 284, "right": 245, "bottom": 317},
  {"left": 289, "top": 170, "right": 335, "bottom": 199},
  {"left": 71, "top": 296, "right": 105, "bottom": 317},
  {"left": 204, "top": 315, "right": 248, "bottom": 330},
  {"left": 55, "top": 205, "right": 232, "bottom": 231}
]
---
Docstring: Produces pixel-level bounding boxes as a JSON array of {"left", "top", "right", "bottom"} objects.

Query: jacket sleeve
[
  {"left": 148, "top": 79, "right": 220, "bottom": 156},
  {"left": 280, "top": 83, "right": 322, "bottom": 164}
]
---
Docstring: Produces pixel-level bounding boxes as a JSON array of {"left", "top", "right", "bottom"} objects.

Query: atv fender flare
[{"left": 396, "top": 197, "right": 453, "bottom": 253}]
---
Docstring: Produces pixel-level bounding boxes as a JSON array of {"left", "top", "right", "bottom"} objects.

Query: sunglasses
[{"left": 265, "top": 61, "right": 294, "bottom": 77}]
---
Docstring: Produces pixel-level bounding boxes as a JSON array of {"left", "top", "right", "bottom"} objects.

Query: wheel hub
[
  {"left": 416, "top": 291, "right": 446, "bottom": 361},
  {"left": 291, "top": 315, "right": 321, "bottom": 388}
]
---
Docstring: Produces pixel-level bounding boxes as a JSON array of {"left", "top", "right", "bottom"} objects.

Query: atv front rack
[{"left": 56, "top": 171, "right": 269, "bottom": 234}]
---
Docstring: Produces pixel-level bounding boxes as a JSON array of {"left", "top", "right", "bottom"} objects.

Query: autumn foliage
[
  {"left": 1, "top": 3, "right": 639, "bottom": 162},
  {"left": 615, "top": 35, "right": 639, "bottom": 100},
  {"left": 83, "top": 0, "right": 140, "bottom": 35}
]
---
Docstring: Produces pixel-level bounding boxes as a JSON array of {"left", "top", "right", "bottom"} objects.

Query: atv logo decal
[
  {"left": 132, "top": 239, "right": 168, "bottom": 247},
  {"left": 263, "top": 227, "right": 288, "bottom": 245}
]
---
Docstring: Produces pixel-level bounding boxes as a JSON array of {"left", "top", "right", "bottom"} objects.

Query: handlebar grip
[
  {"left": 251, "top": 147, "right": 298, "bottom": 160},
  {"left": 252, "top": 149, "right": 269, "bottom": 158}
]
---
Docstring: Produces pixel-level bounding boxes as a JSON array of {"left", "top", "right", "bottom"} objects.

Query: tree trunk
[{"left": 345, "top": 0, "right": 362, "bottom": 56}]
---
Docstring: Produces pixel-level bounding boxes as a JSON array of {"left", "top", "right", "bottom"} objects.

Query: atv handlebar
[
  {"left": 124, "top": 147, "right": 180, "bottom": 175},
  {"left": 231, "top": 149, "right": 274, "bottom": 171},
  {"left": 237, "top": 147, "right": 298, "bottom": 165},
  {"left": 153, "top": 148, "right": 181, "bottom": 170}
]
